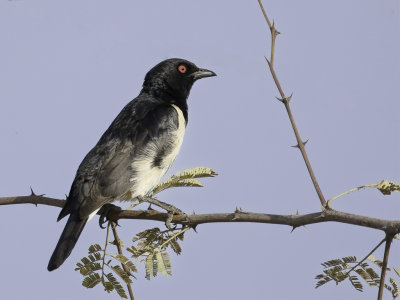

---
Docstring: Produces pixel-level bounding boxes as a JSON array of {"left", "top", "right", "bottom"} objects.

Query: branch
[
  {"left": 2, "top": 194, "right": 400, "bottom": 234},
  {"left": 344, "top": 237, "right": 386, "bottom": 277},
  {"left": 0, "top": 194, "right": 65, "bottom": 208},
  {"left": 377, "top": 233, "right": 394, "bottom": 300},
  {"left": 111, "top": 222, "right": 135, "bottom": 300},
  {"left": 257, "top": 0, "right": 326, "bottom": 207}
]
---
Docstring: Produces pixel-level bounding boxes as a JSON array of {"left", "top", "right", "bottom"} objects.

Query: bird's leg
[
  {"left": 138, "top": 195, "right": 186, "bottom": 229},
  {"left": 98, "top": 203, "right": 122, "bottom": 229},
  {"left": 138, "top": 195, "right": 184, "bottom": 214}
]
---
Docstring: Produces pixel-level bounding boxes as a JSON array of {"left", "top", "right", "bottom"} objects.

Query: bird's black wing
[{"left": 58, "top": 97, "right": 180, "bottom": 221}]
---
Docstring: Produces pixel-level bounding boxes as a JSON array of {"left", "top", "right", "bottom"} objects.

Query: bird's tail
[{"left": 47, "top": 213, "right": 88, "bottom": 271}]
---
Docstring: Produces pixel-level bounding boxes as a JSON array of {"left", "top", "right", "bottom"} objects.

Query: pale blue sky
[{"left": 0, "top": 1, "right": 399, "bottom": 299}]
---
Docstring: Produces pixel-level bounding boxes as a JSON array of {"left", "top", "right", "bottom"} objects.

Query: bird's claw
[
  {"left": 165, "top": 208, "right": 187, "bottom": 230},
  {"left": 98, "top": 203, "right": 122, "bottom": 229},
  {"left": 165, "top": 212, "right": 174, "bottom": 230}
]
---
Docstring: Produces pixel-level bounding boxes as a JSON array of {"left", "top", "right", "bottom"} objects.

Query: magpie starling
[{"left": 48, "top": 58, "right": 216, "bottom": 271}]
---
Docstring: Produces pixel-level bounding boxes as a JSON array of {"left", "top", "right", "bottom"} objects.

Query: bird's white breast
[{"left": 129, "top": 104, "right": 186, "bottom": 198}]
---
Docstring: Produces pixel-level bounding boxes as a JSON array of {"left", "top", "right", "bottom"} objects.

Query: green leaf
[
  {"left": 126, "top": 246, "right": 138, "bottom": 257},
  {"left": 342, "top": 256, "right": 357, "bottom": 264},
  {"left": 151, "top": 178, "right": 203, "bottom": 195},
  {"left": 156, "top": 252, "right": 172, "bottom": 277},
  {"left": 365, "top": 268, "right": 379, "bottom": 280},
  {"left": 169, "top": 238, "right": 182, "bottom": 255},
  {"left": 321, "top": 259, "right": 344, "bottom": 268},
  {"left": 102, "top": 280, "right": 114, "bottom": 293},
  {"left": 349, "top": 275, "right": 363, "bottom": 292},
  {"left": 315, "top": 275, "right": 332, "bottom": 288},
  {"left": 109, "top": 265, "right": 133, "bottom": 284},
  {"left": 88, "top": 244, "right": 102, "bottom": 253},
  {"left": 355, "top": 268, "right": 377, "bottom": 286},
  {"left": 106, "top": 273, "right": 127, "bottom": 299},
  {"left": 152, "top": 253, "right": 158, "bottom": 277},
  {"left": 389, "top": 277, "right": 399, "bottom": 298},
  {"left": 87, "top": 253, "right": 102, "bottom": 262},
  {"left": 114, "top": 254, "right": 138, "bottom": 274},
  {"left": 78, "top": 262, "right": 102, "bottom": 276},
  {"left": 151, "top": 167, "right": 217, "bottom": 196},
  {"left": 82, "top": 273, "right": 101, "bottom": 289},
  {"left": 145, "top": 254, "right": 154, "bottom": 280}
]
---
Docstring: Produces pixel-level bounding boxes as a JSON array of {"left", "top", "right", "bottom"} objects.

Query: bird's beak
[{"left": 190, "top": 68, "right": 217, "bottom": 81}]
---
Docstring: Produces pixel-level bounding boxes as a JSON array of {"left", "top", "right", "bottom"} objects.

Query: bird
[{"left": 47, "top": 58, "right": 216, "bottom": 271}]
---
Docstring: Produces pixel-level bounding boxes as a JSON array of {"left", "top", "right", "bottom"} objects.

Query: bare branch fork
[
  {"left": 256, "top": 1, "right": 396, "bottom": 299},
  {"left": 258, "top": 0, "right": 326, "bottom": 207}
]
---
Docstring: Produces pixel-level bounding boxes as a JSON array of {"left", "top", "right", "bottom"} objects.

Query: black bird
[{"left": 48, "top": 58, "right": 216, "bottom": 271}]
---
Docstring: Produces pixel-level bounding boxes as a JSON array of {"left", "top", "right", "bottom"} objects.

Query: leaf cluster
[
  {"left": 315, "top": 255, "right": 400, "bottom": 299},
  {"left": 126, "top": 226, "right": 187, "bottom": 279},
  {"left": 75, "top": 243, "right": 135, "bottom": 299},
  {"left": 150, "top": 167, "right": 217, "bottom": 196}
]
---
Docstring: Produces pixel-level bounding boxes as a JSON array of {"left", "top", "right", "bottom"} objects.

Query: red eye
[{"left": 178, "top": 64, "right": 187, "bottom": 74}]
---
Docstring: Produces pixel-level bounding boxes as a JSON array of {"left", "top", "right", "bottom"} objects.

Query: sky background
[{"left": 1, "top": 0, "right": 399, "bottom": 299}]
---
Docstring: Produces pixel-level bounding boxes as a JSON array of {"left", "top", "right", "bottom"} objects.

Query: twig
[
  {"left": 344, "top": 237, "right": 386, "bottom": 277},
  {"left": 111, "top": 222, "right": 135, "bottom": 300},
  {"left": 101, "top": 223, "right": 111, "bottom": 280},
  {"left": 0, "top": 194, "right": 64, "bottom": 207},
  {"left": 328, "top": 180, "right": 400, "bottom": 208},
  {"left": 257, "top": 0, "right": 326, "bottom": 207},
  {"left": 377, "top": 233, "right": 394, "bottom": 300}
]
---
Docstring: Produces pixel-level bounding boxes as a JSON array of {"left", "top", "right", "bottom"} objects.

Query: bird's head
[{"left": 142, "top": 58, "right": 216, "bottom": 105}]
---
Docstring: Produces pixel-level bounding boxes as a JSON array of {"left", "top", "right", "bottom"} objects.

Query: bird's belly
[{"left": 129, "top": 104, "right": 185, "bottom": 198}]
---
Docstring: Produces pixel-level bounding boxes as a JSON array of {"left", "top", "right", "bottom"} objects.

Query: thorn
[
  {"left": 30, "top": 186, "right": 36, "bottom": 196},
  {"left": 234, "top": 207, "right": 243, "bottom": 213},
  {"left": 296, "top": 209, "right": 299, "bottom": 215},
  {"left": 291, "top": 139, "right": 309, "bottom": 149},
  {"left": 291, "top": 226, "right": 297, "bottom": 233},
  {"left": 191, "top": 224, "right": 198, "bottom": 233},
  {"left": 275, "top": 93, "right": 293, "bottom": 104},
  {"left": 264, "top": 56, "right": 271, "bottom": 66},
  {"left": 271, "top": 20, "right": 280, "bottom": 35}
]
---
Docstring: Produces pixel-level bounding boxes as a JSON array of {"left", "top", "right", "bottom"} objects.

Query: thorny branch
[
  {"left": 257, "top": 1, "right": 397, "bottom": 299},
  {"left": 257, "top": 0, "right": 326, "bottom": 207},
  {"left": 1, "top": 195, "right": 400, "bottom": 234}
]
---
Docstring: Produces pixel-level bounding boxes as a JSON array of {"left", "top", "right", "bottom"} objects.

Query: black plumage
[{"left": 48, "top": 58, "right": 216, "bottom": 271}]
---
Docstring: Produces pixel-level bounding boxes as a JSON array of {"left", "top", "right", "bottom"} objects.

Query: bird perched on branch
[{"left": 48, "top": 58, "right": 216, "bottom": 271}]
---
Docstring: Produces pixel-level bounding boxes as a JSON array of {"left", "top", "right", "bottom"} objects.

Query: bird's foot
[
  {"left": 138, "top": 196, "right": 186, "bottom": 229},
  {"left": 98, "top": 203, "right": 122, "bottom": 229}
]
